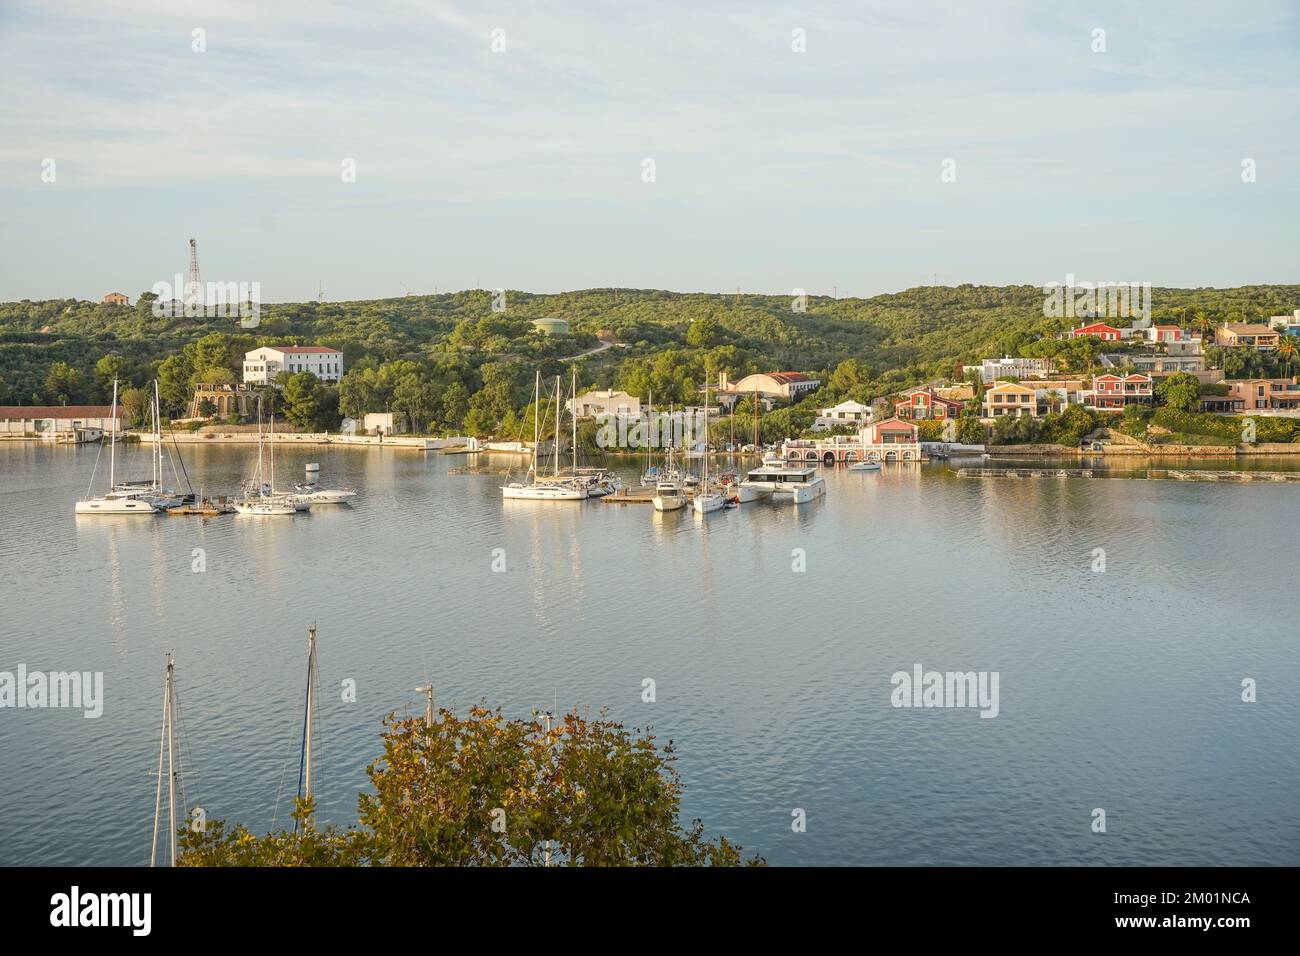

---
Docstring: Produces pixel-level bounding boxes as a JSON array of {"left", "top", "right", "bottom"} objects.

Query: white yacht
[
  {"left": 652, "top": 480, "right": 686, "bottom": 511},
  {"left": 739, "top": 455, "right": 827, "bottom": 504},
  {"left": 293, "top": 482, "right": 358, "bottom": 504},
  {"left": 75, "top": 381, "right": 160, "bottom": 515}
]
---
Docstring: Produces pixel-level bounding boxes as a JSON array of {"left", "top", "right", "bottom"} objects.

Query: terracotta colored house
[
  {"left": 863, "top": 417, "right": 920, "bottom": 444},
  {"left": 893, "top": 387, "right": 964, "bottom": 421},
  {"left": 1084, "top": 373, "right": 1152, "bottom": 411},
  {"left": 102, "top": 292, "right": 129, "bottom": 306},
  {"left": 1069, "top": 322, "right": 1122, "bottom": 341},
  {"left": 1201, "top": 378, "right": 1300, "bottom": 412}
]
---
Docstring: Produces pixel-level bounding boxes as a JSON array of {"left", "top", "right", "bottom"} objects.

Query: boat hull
[
  {"left": 502, "top": 484, "right": 588, "bottom": 500},
  {"left": 75, "top": 497, "right": 158, "bottom": 514},
  {"left": 692, "top": 493, "right": 726, "bottom": 514}
]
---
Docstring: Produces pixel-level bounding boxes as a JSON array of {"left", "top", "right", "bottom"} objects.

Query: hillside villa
[
  {"left": 893, "top": 386, "right": 965, "bottom": 420},
  {"left": 1214, "top": 323, "right": 1279, "bottom": 350},
  {"left": 714, "top": 370, "right": 821, "bottom": 410},
  {"left": 243, "top": 345, "right": 344, "bottom": 385}
]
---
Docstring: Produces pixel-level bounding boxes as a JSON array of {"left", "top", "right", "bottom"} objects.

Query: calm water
[{"left": 2, "top": 441, "right": 1298, "bottom": 866}]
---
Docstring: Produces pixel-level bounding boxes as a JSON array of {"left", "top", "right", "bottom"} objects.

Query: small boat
[
  {"left": 652, "top": 480, "right": 686, "bottom": 511},
  {"left": 847, "top": 461, "right": 882, "bottom": 472},
  {"left": 294, "top": 482, "right": 357, "bottom": 504}
]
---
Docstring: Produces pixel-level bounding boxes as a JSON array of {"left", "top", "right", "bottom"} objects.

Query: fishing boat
[
  {"left": 692, "top": 382, "right": 726, "bottom": 514},
  {"left": 739, "top": 454, "right": 827, "bottom": 503},
  {"left": 502, "top": 372, "right": 588, "bottom": 501},
  {"left": 75, "top": 381, "right": 160, "bottom": 515}
]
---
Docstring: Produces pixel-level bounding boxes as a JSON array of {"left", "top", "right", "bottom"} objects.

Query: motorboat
[
  {"left": 652, "top": 480, "right": 686, "bottom": 511},
  {"left": 739, "top": 455, "right": 827, "bottom": 503},
  {"left": 847, "top": 461, "right": 882, "bottom": 472},
  {"left": 294, "top": 482, "right": 358, "bottom": 504}
]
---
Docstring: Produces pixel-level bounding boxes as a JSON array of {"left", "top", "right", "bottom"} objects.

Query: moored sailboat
[{"left": 75, "top": 380, "right": 160, "bottom": 515}]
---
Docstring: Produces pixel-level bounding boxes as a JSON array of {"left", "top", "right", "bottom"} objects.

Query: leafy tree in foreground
[{"left": 178, "top": 706, "right": 761, "bottom": 867}]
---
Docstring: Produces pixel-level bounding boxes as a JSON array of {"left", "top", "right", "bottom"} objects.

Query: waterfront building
[
  {"left": 893, "top": 386, "right": 964, "bottom": 421},
  {"left": 714, "top": 370, "right": 821, "bottom": 410},
  {"left": 1082, "top": 374, "right": 1153, "bottom": 411},
  {"left": 783, "top": 417, "right": 921, "bottom": 464},
  {"left": 187, "top": 383, "right": 257, "bottom": 419},
  {"left": 363, "top": 412, "right": 395, "bottom": 435},
  {"left": 1200, "top": 378, "right": 1300, "bottom": 413},
  {"left": 567, "top": 389, "right": 640, "bottom": 418},
  {"left": 0, "top": 404, "right": 122, "bottom": 438},
  {"left": 983, "top": 382, "right": 1040, "bottom": 418},
  {"left": 243, "top": 345, "right": 344, "bottom": 385},
  {"left": 813, "top": 399, "right": 871, "bottom": 431},
  {"left": 1214, "top": 323, "right": 1279, "bottom": 351}
]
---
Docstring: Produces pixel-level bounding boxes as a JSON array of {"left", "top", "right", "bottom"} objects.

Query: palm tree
[
  {"left": 1193, "top": 311, "right": 1214, "bottom": 340},
  {"left": 1275, "top": 337, "right": 1297, "bottom": 378}
]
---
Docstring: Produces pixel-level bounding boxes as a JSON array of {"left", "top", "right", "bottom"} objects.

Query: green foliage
[
  {"left": 179, "top": 706, "right": 761, "bottom": 867},
  {"left": 1155, "top": 373, "right": 1202, "bottom": 413}
]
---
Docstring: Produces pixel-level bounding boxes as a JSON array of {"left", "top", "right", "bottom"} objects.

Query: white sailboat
[
  {"left": 114, "top": 381, "right": 182, "bottom": 509},
  {"left": 502, "top": 372, "right": 587, "bottom": 501},
  {"left": 692, "top": 381, "right": 725, "bottom": 514},
  {"left": 75, "top": 380, "right": 160, "bottom": 515},
  {"left": 233, "top": 401, "right": 302, "bottom": 515}
]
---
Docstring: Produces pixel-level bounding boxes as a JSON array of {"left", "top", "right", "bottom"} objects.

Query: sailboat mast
[
  {"left": 297, "top": 625, "right": 317, "bottom": 826},
  {"left": 153, "top": 380, "right": 161, "bottom": 488},
  {"left": 150, "top": 654, "right": 168, "bottom": 867},
  {"left": 554, "top": 375, "right": 562, "bottom": 479},
  {"left": 571, "top": 367, "right": 578, "bottom": 474},
  {"left": 109, "top": 380, "right": 118, "bottom": 490},
  {"left": 166, "top": 656, "right": 176, "bottom": 866},
  {"left": 531, "top": 371, "right": 540, "bottom": 479}
]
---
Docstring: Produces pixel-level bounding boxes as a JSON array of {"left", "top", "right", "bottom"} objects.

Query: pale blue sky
[{"left": 1, "top": 0, "right": 1296, "bottom": 302}]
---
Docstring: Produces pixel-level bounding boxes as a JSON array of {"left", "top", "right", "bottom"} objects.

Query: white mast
[
  {"left": 553, "top": 375, "right": 562, "bottom": 479},
  {"left": 571, "top": 366, "right": 578, "bottom": 474},
  {"left": 296, "top": 625, "right": 317, "bottom": 829},
  {"left": 108, "top": 380, "right": 118, "bottom": 491},
  {"left": 530, "top": 371, "right": 540, "bottom": 480},
  {"left": 150, "top": 653, "right": 178, "bottom": 867}
]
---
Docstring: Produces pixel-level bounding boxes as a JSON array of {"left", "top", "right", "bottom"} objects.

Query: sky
[{"left": 0, "top": 0, "right": 1297, "bottom": 303}]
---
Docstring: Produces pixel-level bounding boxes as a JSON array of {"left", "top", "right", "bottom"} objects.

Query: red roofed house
[
  {"left": 715, "top": 370, "right": 821, "bottom": 410},
  {"left": 893, "top": 386, "right": 965, "bottom": 421},
  {"left": 1069, "top": 322, "right": 1122, "bottom": 341},
  {"left": 243, "top": 345, "right": 344, "bottom": 385},
  {"left": 863, "top": 417, "right": 919, "bottom": 444}
]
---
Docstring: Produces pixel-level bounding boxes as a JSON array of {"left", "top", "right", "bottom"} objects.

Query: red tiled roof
[
  {"left": 271, "top": 345, "right": 341, "bottom": 354},
  {"left": 0, "top": 406, "right": 116, "bottom": 419},
  {"left": 769, "top": 372, "right": 810, "bottom": 384}
]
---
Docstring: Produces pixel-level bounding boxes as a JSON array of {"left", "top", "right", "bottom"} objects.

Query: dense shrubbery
[{"left": 4, "top": 284, "right": 1298, "bottom": 439}]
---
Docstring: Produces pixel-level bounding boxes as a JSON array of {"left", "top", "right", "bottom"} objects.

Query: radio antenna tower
[{"left": 185, "top": 238, "right": 203, "bottom": 311}]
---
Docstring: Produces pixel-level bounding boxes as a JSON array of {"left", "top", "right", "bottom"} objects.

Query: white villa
[
  {"left": 243, "top": 345, "right": 344, "bottom": 385},
  {"left": 961, "top": 357, "right": 1054, "bottom": 383},
  {"left": 812, "top": 400, "right": 872, "bottom": 431}
]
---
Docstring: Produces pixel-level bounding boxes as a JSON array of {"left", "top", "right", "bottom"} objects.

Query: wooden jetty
[{"left": 603, "top": 485, "right": 700, "bottom": 504}]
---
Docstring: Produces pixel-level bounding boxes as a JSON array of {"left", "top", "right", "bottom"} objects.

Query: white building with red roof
[{"left": 243, "top": 345, "right": 344, "bottom": 385}]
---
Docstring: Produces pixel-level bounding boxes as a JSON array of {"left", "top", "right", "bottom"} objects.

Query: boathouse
[{"left": 782, "top": 417, "right": 921, "bottom": 464}]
